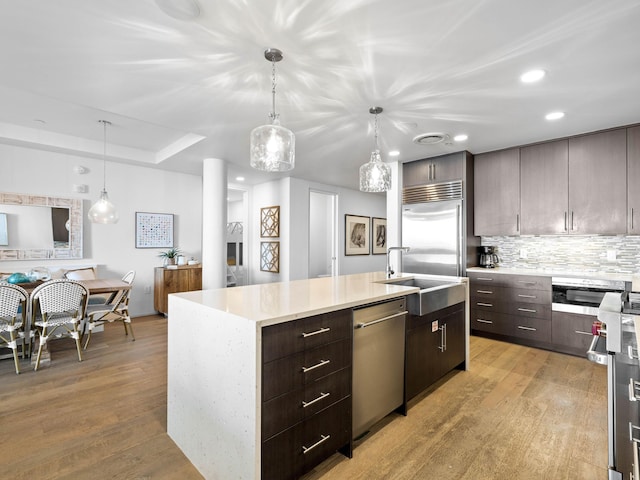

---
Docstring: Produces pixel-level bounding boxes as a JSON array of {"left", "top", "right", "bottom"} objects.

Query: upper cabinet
[
  {"left": 474, "top": 148, "right": 520, "bottom": 236},
  {"left": 628, "top": 126, "right": 640, "bottom": 234},
  {"left": 520, "top": 140, "right": 569, "bottom": 235},
  {"left": 568, "top": 129, "right": 627, "bottom": 234},
  {"left": 403, "top": 153, "right": 463, "bottom": 187}
]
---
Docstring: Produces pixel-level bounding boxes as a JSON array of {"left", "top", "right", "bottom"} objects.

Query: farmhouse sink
[{"left": 383, "top": 275, "right": 467, "bottom": 316}]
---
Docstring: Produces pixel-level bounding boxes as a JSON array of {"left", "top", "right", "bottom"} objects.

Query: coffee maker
[{"left": 478, "top": 246, "right": 499, "bottom": 268}]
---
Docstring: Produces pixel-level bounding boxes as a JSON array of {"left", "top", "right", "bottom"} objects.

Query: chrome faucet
[{"left": 387, "top": 246, "right": 410, "bottom": 278}]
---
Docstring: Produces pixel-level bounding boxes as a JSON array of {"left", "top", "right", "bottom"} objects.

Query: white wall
[{"left": 0, "top": 144, "right": 203, "bottom": 316}]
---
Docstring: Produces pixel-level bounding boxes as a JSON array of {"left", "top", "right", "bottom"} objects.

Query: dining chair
[
  {"left": 31, "top": 279, "right": 89, "bottom": 371},
  {"left": 64, "top": 266, "right": 107, "bottom": 305},
  {"left": 0, "top": 282, "right": 29, "bottom": 374},
  {"left": 83, "top": 271, "right": 135, "bottom": 349}
]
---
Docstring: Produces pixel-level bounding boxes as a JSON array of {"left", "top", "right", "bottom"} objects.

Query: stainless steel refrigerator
[{"left": 401, "top": 199, "right": 463, "bottom": 276}]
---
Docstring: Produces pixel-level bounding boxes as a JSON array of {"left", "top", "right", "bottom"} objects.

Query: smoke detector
[{"left": 412, "top": 132, "right": 450, "bottom": 145}]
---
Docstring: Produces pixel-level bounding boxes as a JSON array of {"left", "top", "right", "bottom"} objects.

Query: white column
[
  {"left": 202, "top": 158, "right": 227, "bottom": 289},
  {"left": 386, "top": 161, "right": 403, "bottom": 268}
]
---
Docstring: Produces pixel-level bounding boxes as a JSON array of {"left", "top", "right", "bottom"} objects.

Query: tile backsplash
[{"left": 482, "top": 235, "right": 640, "bottom": 274}]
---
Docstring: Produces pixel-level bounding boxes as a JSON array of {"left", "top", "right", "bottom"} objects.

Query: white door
[{"left": 309, "top": 190, "right": 338, "bottom": 278}]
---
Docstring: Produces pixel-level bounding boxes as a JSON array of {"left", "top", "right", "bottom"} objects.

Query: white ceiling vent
[{"left": 412, "top": 132, "right": 450, "bottom": 145}]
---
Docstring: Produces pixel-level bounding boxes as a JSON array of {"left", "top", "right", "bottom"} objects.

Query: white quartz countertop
[
  {"left": 467, "top": 266, "right": 637, "bottom": 283},
  {"left": 172, "top": 271, "right": 437, "bottom": 327}
]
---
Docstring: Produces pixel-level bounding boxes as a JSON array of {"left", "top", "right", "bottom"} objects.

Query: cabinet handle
[
  {"left": 438, "top": 323, "right": 446, "bottom": 352},
  {"left": 629, "top": 378, "right": 640, "bottom": 402},
  {"left": 302, "top": 391, "right": 331, "bottom": 408},
  {"left": 517, "top": 294, "right": 537, "bottom": 299},
  {"left": 517, "top": 325, "right": 536, "bottom": 331},
  {"left": 433, "top": 164, "right": 436, "bottom": 180},
  {"left": 301, "top": 327, "right": 330, "bottom": 338},
  {"left": 477, "top": 302, "right": 493, "bottom": 307},
  {"left": 477, "top": 290, "right": 493, "bottom": 294},
  {"left": 571, "top": 211, "right": 575, "bottom": 231},
  {"left": 564, "top": 211, "right": 568, "bottom": 231},
  {"left": 302, "top": 434, "right": 331, "bottom": 454},
  {"left": 516, "top": 214, "right": 520, "bottom": 232},
  {"left": 575, "top": 330, "right": 592, "bottom": 336},
  {"left": 517, "top": 281, "right": 536, "bottom": 286},
  {"left": 477, "top": 277, "right": 493, "bottom": 281},
  {"left": 633, "top": 208, "right": 635, "bottom": 230},
  {"left": 476, "top": 318, "right": 493, "bottom": 324},
  {"left": 517, "top": 307, "right": 537, "bottom": 313},
  {"left": 302, "top": 359, "right": 330, "bottom": 373},
  {"left": 428, "top": 164, "right": 432, "bottom": 180}
]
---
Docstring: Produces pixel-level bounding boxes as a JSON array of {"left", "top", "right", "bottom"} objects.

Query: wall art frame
[
  {"left": 345, "top": 214, "right": 370, "bottom": 256},
  {"left": 135, "top": 212, "right": 174, "bottom": 248},
  {"left": 372, "top": 217, "right": 387, "bottom": 255},
  {"left": 260, "top": 205, "right": 280, "bottom": 238},
  {"left": 260, "top": 241, "right": 280, "bottom": 273}
]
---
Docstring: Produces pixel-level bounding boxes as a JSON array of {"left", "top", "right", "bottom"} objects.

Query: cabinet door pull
[
  {"left": 633, "top": 208, "right": 635, "bottom": 230},
  {"left": 516, "top": 214, "right": 520, "bottom": 232},
  {"left": 433, "top": 163, "right": 436, "bottom": 180},
  {"left": 477, "top": 302, "right": 493, "bottom": 307},
  {"left": 438, "top": 324, "right": 446, "bottom": 352},
  {"left": 476, "top": 319, "right": 493, "bottom": 324},
  {"left": 302, "top": 359, "right": 330, "bottom": 373},
  {"left": 575, "top": 330, "right": 592, "bottom": 336},
  {"left": 571, "top": 211, "right": 575, "bottom": 231},
  {"left": 517, "top": 307, "right": 537, "bottom": 313},
  {"left": 517, "top": 294, "right": 537, "bottom": 299},
  {"left": 302, "top": 434, "right": 331, "bottom": 454},
  {"left": 517, "top": 280, "right": 536, "bottom": 286},
  {"left": 477, "top": 290, "right": 493, "bottom": 294},
  {"left": 477, "top": 277, "right": 494, "bottom": 281},
  {"left": 517, "top": 325, "right": 537, "bottom": 331},
  {"left": 301, "top": 327, "right": 330, "bottom": 338},
  {"left": 564, "top": 211, "right": 568, "bottom": 231},
  {"left": 302, "top": 391, "right": 331, "bottom": 408}
]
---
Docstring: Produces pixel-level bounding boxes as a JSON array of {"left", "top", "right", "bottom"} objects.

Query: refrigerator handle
[{"left": 456, "top": 203, "right": 462, "bottom": 277}]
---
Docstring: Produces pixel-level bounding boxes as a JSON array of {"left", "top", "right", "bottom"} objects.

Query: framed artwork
[
  {"left": 260, "top": 241, "right": 280, "bottom": 273},
  {"left": 260, "top": 206, "right": 280, "bottom": 237},
  {"left": 372, "top": 217, "right": 387, "bottom": 255},
  {"left": 345, "top": 214, "right": 370, "bottom": 255},
  {"left": 135, "top": 212, "right": 174, "bottom": 248}
]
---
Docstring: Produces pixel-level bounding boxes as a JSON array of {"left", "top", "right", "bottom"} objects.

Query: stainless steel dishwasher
[{"left": 352, "top": 297, "right": 407, "bottom": 439}]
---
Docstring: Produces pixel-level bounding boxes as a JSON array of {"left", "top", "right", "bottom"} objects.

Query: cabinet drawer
[
  {"left": 506, "top": 287, "right": 551, "bottom": 305},
  {"left": 507, "top": 302, "right": 551, "bottom": 320},
  {"left": 262, "top": 398, "right": 351, "bottom": 480},
  {"left": 470, "top": 285, "right": 510, "bottom": 302},
  {"left": 511, "top": 316, "right": 551, "bottom": 343},
  {"left": 263, "top": 309, "right": 352, "bottom": 363},
  {"left": 469, "top": 272, "right": 550, "bottom": 291},
  {"left": 469, "top": 272, "right": 512, "bottom": 287},
  {"left": 263, "top": 339, "right": 352, "bottom": 401},
  {"left": 262, "top": 368, "right": 351, "bottom": 441},
  {"left": 470, "top": 309, "right": 510, "bottom": 335},
  {"left": 551, "top": 311, "right": 595, "bottom": 354},
  {"left": 508, "top": 275, "right": 551, "bottom": 291}
]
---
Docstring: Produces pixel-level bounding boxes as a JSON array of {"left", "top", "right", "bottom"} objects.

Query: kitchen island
[{"left": 166, "top": 271, "right": 468, "bottom": 480}]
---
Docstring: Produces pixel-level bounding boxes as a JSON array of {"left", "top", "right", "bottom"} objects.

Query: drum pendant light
[
  {"left": 88, "top": 120, "right": 119, "bottom": 224},
  {"left": 359, "top": 107, "right": 391, "bottom": 192},
  {"left": 250, "top": 48, "right": 295, "bottom": 172}
]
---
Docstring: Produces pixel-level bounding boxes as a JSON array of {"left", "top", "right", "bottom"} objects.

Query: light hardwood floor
[{"left": 0, "top": 316, "right": 607, "bottom": 479}]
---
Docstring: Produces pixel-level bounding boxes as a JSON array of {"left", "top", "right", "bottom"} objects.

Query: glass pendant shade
[
  {"left": 360, "top": 149, "right": 391, "bottom": 192},
  {"left": 88, "top": 189, "right": 119, "bottom": 224},
  {"left": 250, "top": 118, "right": 295, "bottom": 172}
]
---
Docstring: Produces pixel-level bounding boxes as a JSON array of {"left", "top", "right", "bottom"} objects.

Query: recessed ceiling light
[
  {"left": 520, "top": 69, "right": 546, "bottom": 83},
  {"left": 453, "top": 134, "right": 468, "bottom": 142},
  {"left": 545, "top": 111, "right": 565, "bottom": 120},
  {"left": 235, "top": 176, "right": 245, "bottom": 181},
  {"left": 388, "top": 150, "right": 400, "bottom": 157}
]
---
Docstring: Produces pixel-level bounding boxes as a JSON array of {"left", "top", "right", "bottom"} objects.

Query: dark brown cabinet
[
  {"left": 405, "top": 302, "right": 465, "bottom": 402},
  {"left": 153, "top": 265, "right": 202, "bottom": 315},
  {"left": 568, "top": 129, "right": 627, "bottom": 234},
  {"left": 403, "top": 152, "right": 464, "bottom": 186},
  {"left": 261, "top": 309, "right": 352, "bottom": 480},
  {"left": 520, "top": 140, "right": 569, "bottom": 235},
  {"left": 628, "top": 125, "right": 640, "bottom": 234},
  {"left": 551, "top": 311, "right": 595, "bottom": 357},
  {"left": 469, "top": 272, "right": 552, "bottom": 345},
  {"left": 474, "top": 148, "right": 520, "bottom": 235}
]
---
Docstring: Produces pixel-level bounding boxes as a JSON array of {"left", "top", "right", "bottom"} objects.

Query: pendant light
[
  {"left": 359, "top": 107, "right": 391, "bottom": 192},
  {"left": 250, "top": 48, "right": 295, "bottom": 172},
  {"left": 88, "top": 120, "right": 119, "bottom": 224}
]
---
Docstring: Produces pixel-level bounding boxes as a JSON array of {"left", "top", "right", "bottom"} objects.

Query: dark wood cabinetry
[
  {"left": 628, "top": 125, "right": 640, "bottom": 234},
  {"left": 568, "top": 129, "right": 627, "bottom": 234},
  {"left": 469, "top": 272, "right": 552, "bottom": 344},
  {"left": 261, "top": 309, "right": 352, "bottom": 480},
  {"left": 153, "top": 265, "right": 202, "bottom": 315},
  {"left": 551, "top": 310, "right": 595, "bottom": 356},
  {"left": 520, "top": 140, "right": 569, "bottom": 235},
  {"left": 405, "top": 302, "right": 465, "bottom": 402},
  {"left": 474, "top": 148, "right": 520, "bottom": 235},
  {"left": 403, "top": 152, "right": 464, "bottom": 186}
]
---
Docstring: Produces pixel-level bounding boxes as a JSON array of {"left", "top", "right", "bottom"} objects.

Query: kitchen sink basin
[{"left": 384, "top": 276, "right": 467, "bottom": 316}]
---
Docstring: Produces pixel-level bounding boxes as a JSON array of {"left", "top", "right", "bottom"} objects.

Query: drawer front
[
  {"left": 262, "top": 368, "right": 351, "bottom": 441},
  {"left": 470, "top": 284, "right": 510, "bottom": 303},
  {"left": 469, "top": 272, "right": 550, "bottom": 291},
  {"left": 511, "top": 316, "right": 551, "bottom": 343},
  {"left": 505, "top": 287, "right": 551, "bottom": 305},
  {"left": 509, "top": 274, "right": 551, "bottom": 291},
  {"left": 262, "top": 309, "right": 352, "bottom": 363},
  {"left": 262, "top": 398, "right": 351, "bottom": 480},
  {"left": 551, "top": 311, "right": 595, "bottom": 353},
  {"left": 469, "top": 272, "right": 512, "bottom": 287},
  {"left": 506, "top": 302, "right": 551, "bottom": 320},
  {"left": 470, "top": 309, "right": 511, "bottom": 335},
  {"left": 263, "top": 339, "right": 352, "bottom": 401}
]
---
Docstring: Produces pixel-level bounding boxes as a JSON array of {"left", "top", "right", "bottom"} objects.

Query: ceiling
[{"left": 1, "top": 0, "right": 640, "bottom": 192}]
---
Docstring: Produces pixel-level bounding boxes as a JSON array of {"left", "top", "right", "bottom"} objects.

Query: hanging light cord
[
  {"left": 270, "top": 59, "right": 278, "bottom": 121},
  {"left": 373, "top": 112, "right": 379, "bottom": 151},
  {"left": 102, "top": 120, "right": 107, "bottom": 191}
]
